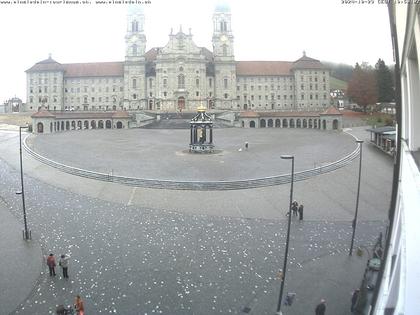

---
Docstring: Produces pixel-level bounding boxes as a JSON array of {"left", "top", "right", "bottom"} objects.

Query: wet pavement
[{"left": 0, "top": 127, "right": 392, "bottom": 314}]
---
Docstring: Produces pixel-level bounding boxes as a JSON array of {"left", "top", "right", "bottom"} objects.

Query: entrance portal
[{"left": 178, "top": 97, "right": 185, "bottom": 111}]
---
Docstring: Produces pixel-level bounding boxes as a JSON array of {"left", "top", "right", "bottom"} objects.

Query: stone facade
[
  {"left": 239, "top": 106, "right": 342, "bottom": 131},
  {"left": 31, "top": 108, "right": 130, "bottom": 134},
  {"left": 25, "top": 4, "right": 330, "bottom": 113}
]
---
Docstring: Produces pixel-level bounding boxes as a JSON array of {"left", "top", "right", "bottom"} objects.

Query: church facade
[{"left": 25, "top": 5, "right": 331, "bottom": 113}]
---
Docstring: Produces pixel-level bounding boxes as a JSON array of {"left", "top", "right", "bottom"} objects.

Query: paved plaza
[
  {"left": 0, "top": 126, "right": 393, "bottom": 314},
  {"left": 27, "top": 128, "right": 357, "bottom": 181}
]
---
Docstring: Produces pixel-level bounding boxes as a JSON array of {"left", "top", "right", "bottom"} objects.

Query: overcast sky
[{"left": 0, "top": 0, "right": 394, "bottom": 103}]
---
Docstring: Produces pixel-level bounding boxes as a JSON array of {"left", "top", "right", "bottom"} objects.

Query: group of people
[
  {"left": 46, "top": 253, "right": 69, "bottom": 279},
  {"left": 55, "top": 295, "right": 84, "bottom": 315},
  {"left": 291, "top": 200, "right": 304, "bottom": 220},
  {"left": 48, "top": 254, "right": 85, "bottom": 314}
]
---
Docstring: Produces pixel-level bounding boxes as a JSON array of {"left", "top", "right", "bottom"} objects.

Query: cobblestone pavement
[{"left": 0, "top": 127, "right": 392, "bottom": 314}]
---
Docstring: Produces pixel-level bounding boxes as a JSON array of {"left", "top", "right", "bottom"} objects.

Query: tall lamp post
[
  {"left": 276, "top": 155, "right": 295, "bottom": 315},
  {"left": 349, "top": 140, "right": 364, "bottom": 255},
  {"left": 18, "top": 125, "right": 31, "bottom": 240}
]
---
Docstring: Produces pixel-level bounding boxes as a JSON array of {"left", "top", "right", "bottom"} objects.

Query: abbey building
[{"left": 26, "top": 5, "right": 331, "bottom": 113}]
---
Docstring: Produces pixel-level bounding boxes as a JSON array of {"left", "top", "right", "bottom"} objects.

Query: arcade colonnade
[
  {"left": 31, "top": 107, "right": 131, "bottom": 134},
  {"left": 239, "top": 108, "right": 343, "bottom": 131}
]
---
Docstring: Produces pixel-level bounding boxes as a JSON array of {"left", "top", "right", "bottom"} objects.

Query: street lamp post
[
  {"left": 276, "top": 155, "right": 295, "bottom": 315},
  {"left": 349, "top": 140, "right": 364, "bottom": 255},
  {"left": 18, "top": 125, "right": 31, "bottom": 240}
]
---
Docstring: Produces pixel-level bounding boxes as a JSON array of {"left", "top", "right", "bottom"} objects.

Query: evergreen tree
[
  {"left": 375, "top": 59, "right": 395, "bottom": 102},
  {"left": 347, "top": 63, "right": 378, "bottom": 112}
]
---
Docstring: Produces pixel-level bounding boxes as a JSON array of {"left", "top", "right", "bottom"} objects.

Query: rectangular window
[
  {"left": 209, "top": 78, "right": 212, "bottom": 87},
  {"left": 54, "top": 78, "right": 57, "bottom": 84},
  {"left": 196, "top": 91, "right": 199, "bottom": 97},
  {"left": 251, "top": 85, "right": 254, "bottom": 91},
  {"left": 53, "top": 86, "right": 57, "bottom": 93},
  {"left": 244, "top": 84, "right": 247, "bottom": 91},
  {"left": 224, "top": 93, "right": 228, "bottom": 99},
  {"left": 99, "top": 97, "right": 102, "bottom": 102},
  {"left": 44, "top": 86, "right": 48, "bottom": 93},
  {"left": 224, "top": 78, "right": 228, "bottom": 89},
  {"left": 113, "top": 86, "right": 116, "bottom": 92},
  {"left": 77, "top": 87, "right": 80, "bottom": 93},
  {"left": 84, "top": 86, "right": 87, "bottom": 92},
  {"left": 91, "top": 87, "right": 95, "bottom": 92},
  {"left": 92, "top": 97, "right": 95, "bottom": 102}
]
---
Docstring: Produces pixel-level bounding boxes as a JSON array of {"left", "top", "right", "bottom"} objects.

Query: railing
[{"left": 23, "top": 137, "right": 359, "bottom": 191}]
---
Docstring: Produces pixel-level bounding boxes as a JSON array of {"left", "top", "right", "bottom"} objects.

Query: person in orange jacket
[{"left": 74, "top": 295, "right": 84, "bottom": 315}]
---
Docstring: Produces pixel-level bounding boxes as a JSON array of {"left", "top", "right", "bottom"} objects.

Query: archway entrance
[
  {"left": 37, "top": 122, "right": 44, "bottom": 133},
  {"left": 178, "top": 97, "right": 185, "bottom": 111},
  {"left": 333, "top": 119, "right": 339, "bottom": 130},
  {"left": 116, "top": 121, "right": 123, "bottom": 129}
]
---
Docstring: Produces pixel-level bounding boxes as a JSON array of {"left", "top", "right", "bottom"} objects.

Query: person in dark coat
[
  {"left": 298, "top": 204, "right": 304, "bottom": 220},
  {"left": 292, "top": 200, "right": 298, "bottom": 216},
  {"left": 351, "top": 289, "right": 360, "bottom": 312},
  {"left": 315, "top": 299, "right": 326, "bottom": 315},
  {"left": 47, "top": 253, "right": 56, "bottom": 276}
]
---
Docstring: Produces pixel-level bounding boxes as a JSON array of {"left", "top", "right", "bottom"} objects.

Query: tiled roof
[
  {"left": 63, "top": 62, "right": 124, "bottom": 77},
  {"left": 112, "top": 111, "right": 130, "bottom": 118},
  {"left": 53, "top": 111, "right": 130, "bottom": 119},
  {"left": 291, "top": 55, "right": 327, "bottom": 70},
  {"left": 239, "top": 111, "right": 260, "bottom": 118},
  {"left": 145, "top": 48, "right": 160, "bottom": 61},
  {"left": 239, "top": 111, "right": 324, "bottom": 118},
  {"left": 366, "top": 126, "right": 396, "bottom": 133},
  {"left": 320, "top": 107, "right": 342, "bottom": 115},
  {"left": 236, "top": 61, "right": 293, "bottom": 76},
  {"left": 31, "top": 108, "right": 56, "bottom": 118},
  {"left": 26, "top": 57, "right": 64, "bottom": 72}
]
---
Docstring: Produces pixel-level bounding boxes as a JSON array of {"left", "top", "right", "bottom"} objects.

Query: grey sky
[{"left": 0, "top": 0, "right": 394, "bottom": 103}]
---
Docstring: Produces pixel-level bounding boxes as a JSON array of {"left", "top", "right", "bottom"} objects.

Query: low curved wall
[{"left": 23, "top": 136, "right": 360, "bottom": 191}]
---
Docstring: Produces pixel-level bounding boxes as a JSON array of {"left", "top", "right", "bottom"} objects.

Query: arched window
[
  {"left": 196, "top": 78, "right": 200, "bottom": 87},
  {"left": 220, "top": 20, "right": 227, "bottom": 31},
  {"left": 178, "top": 74, "right": 185, "bottom": 89},
  {"left": 223, "top": 77, "right": 228, "bottom": 89},
  {"left": 132, "top": 20, "right": 138, "bottom": 32},
  {"left": 222, "top": 44, "right": 227, "bottom": 56},
  {"left": 132, "top": 44, "right": 137, "bottom": 56},
  {"left": 132, "top": 78, "right": 137, "bottom": 88}
]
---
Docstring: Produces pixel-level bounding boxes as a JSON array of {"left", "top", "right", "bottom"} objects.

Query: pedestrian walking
[
  {"left": 298, "top": 204, "right": 304, "bottom": 220},
  {"left": 351, "top": 289, "right": 360, "bottom": 312},
  {"left": 47, "top": 253, "right": 56, "bottom": 276},
  {"left": 59, "top": 254, "right": 69, "bottom": 279},
  {"left": 315, "top": 299, "right": 326, "bottom": 315},
  {"left": 292, "top": 200, "right": 298, "bottom": 216},
  {"left": 74, "top": 295, "right": 85, "bottom": 315},
  {"left": 245, "top": 142, "right": 249, "bottom": 150}
]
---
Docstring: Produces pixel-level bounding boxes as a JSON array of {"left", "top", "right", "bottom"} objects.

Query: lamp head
[{"left": 281, "top": 155, "right": 294, "bottom": 160}]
